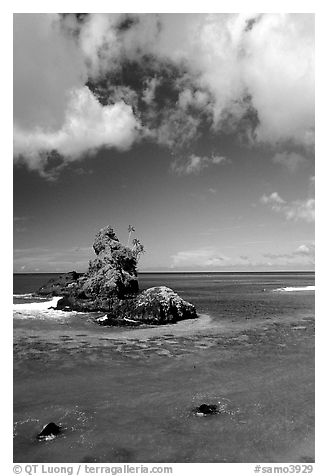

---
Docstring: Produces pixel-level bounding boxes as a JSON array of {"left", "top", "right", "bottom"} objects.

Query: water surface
[{"left": 13, "top": 272, "right": 315, "bottom": 463}]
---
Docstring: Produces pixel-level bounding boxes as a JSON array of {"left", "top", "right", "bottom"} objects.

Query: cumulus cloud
[
  {"left": 14, "top": 13, "right": 314, "bottom": 177},
  {"left": 13, "top": 14, "right": 87, "bottom": 131},
  {"left": 152, "top": 108, "right": 201, "bottom": 149},
  {"left": 13, "top": 14, "right": 141, "bottom": 176},
  {"left": 284, "top": 198, "right": 315, "bottom": 222},
  {"left": 171, "top": 247, "right": 257, "bottom": 269},
  {"left": 295, "top": 243, "right": 315, "bottom": 257},
  {"left": 240, "top": 14, "right": 314, "bottom": 145},
  {"left": 260, "top": 192, "right": 286, "bottom": 210},
  {"left": 262, "top": 243, "right": 314, "bottom": 266},
  {"left": 171, "top": 243, "right": 314, "bottom": 270},
  {"left": 171, "top": 248, "right": 227, "bottom": 268},
  {"left": 171, "top": 154, "right": 228, "bottom": 175},
  {"left": 100, "top": 13, "right": 314, "bottom": 146},
  {"left": 77, "top": 13, "right": 122, "bottom": 78},
  {"left": 14, "top": 87, "right": 140, "bottom": 174},
  {"left": 260, "top": 191, "right": 315, "bottom": 223},
  {"left": 142, "top": 77, "right": 161, "bottom": 105}
]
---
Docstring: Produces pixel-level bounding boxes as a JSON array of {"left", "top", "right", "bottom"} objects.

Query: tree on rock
[
  {"left": 132, "top": 238, "right": 145, "bottom": 263},
  {"left": 127, "top": 225, "right": 135, "bottom": 247}
]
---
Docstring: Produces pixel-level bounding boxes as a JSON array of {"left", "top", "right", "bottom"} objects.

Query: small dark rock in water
[
  {"left": 196, "top": 404, "right": 218, "bottom": 416},
  {"left": 37, "top": 422, "right": 61, "bottom": 441}
]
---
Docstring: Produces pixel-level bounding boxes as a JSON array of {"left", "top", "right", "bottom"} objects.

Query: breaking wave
[
  {"left": 13, "top": 296, "right": 79, "bottom": 320},
  {"left": 13, "top": 293, "right": 33, "bottom": 298},
  {"left": 13, "top": 296, "right": 62, "bottom": 311},
  {"left": 273, "top": 286, "right": 315, "bottom": 292}
]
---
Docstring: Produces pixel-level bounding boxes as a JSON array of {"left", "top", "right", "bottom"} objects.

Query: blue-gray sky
[{"left": 13, "top": 13, "right": 314, "bottom": 272}]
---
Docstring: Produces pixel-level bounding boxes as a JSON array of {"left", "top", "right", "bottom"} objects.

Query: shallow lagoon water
[{"left": 13, "top": 272, "right": 315, "bottom": 463}]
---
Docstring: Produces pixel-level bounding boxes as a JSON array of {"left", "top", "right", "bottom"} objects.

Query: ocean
[{"left": 13, "top": 272, "right": 315, "bottom": 463}]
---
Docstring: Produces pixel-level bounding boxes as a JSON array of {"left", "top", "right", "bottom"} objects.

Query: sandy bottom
[{"left": 14, "top": 311, "right": 314, "bottom": 463}]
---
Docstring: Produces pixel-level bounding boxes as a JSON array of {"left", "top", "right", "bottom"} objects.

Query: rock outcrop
[
  {"left": 36, "top": 271, "right": 81, "bottom": 296},
  {"left": 37, "top": 226, "right": 139, "bottom": 311},
  {"left": 95, "top": 286, "right": 197, "bottom": 326},
  {"left": 36, "top": 225, "right": 197, "bottom": 325}
]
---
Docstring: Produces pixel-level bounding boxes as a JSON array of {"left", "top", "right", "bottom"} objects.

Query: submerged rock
[
  {"left": 37, "top": 422, "right": 61, "bottom": 441},
  {"left": 195, "top": 404, "right": 219, "bottom": 416}
]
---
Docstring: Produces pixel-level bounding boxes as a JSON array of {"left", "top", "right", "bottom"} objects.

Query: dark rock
[
  {"left": 37, "top": 422, "right": 61, "bottom": 440},
  {"left": 96, "top": 314, "right": 143, "bottom": 326},
  {"left": 72, "top": 225, "right": 139, "bottom": 305},
  {"left": 36, "top": 225, "right": 198, "bottom": 324},
  {"left": 96, "top": 286, "right": 197, "bottom": 326},
  {"left": 37, "top": 225, "right": 139, "bottom": 311},
  {"left": 196, "top": 404, "right": 219, "bottom": 415},
  {"left": 36, "top": 271, "right": 80, "bottom": 296}
]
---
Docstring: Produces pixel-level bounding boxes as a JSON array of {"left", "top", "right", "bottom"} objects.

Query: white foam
[
  {"left": 13, "top": 293, "right": 33, "bottom": 298},
  {"left": 274, "top": 286, "right": 315, "bottom": 292},
  {"left": 13, "top": 296, "right": 79, "bottom": 320},
  {"left": 13, "top": 296, "right": 62, "bottom": 311}
]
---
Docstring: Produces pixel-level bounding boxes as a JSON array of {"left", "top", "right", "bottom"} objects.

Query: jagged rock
[
  {"left": 77, "top": 225, "right": 139, "bottom": 301},
  {"left": 36, "top": 225, "right": 198, "bottom": 324},
  {"left": 36, "top": 271, "right": 81, "bottom": 296},
  {"left": 96, "top": 286, "right": 197, "bottom": 326},
  {"left": 37, "top": 422, "right": 61, "bottom": 441},
  {"left": 37, "top": 225, "right": 139, "bottom": 311}
]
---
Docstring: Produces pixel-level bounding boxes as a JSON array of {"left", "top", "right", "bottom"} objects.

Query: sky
[{"left": 13, "top": 13, "right": 315, "bottom": 273}]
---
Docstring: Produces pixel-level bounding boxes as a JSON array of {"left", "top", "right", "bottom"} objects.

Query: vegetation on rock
[{"left": 36, "top": 225, "right": 197, "bottom": 325}]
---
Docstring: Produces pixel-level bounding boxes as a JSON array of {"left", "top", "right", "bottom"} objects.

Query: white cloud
[
  {"left": 262, "top": 243, "right": 314, "bottom": 267},
  {"left": 13, "top": 14, "right": 141, "bottom": 176},
  {"left": 178, "top": 88, "right": 211, "bottom": 111},
  {"left": 77, "top": 13, "right": 122, "bottom": 78},
  {"left": 115, "top": 13, "right": 314, "bottom": 146},
  {"left": 241, "top": 14, "right": 314, "bottom": 145},
  {"left": 152, "top": 109, "right": 201, "bottom": 149},
  {"left": 171, "top": 245, "right": 314, "bottom": 270},
  {"left": 260, "top": 191, "right": 315, "bottom": 223},
  {"left": 284, "top": 198, "right": 315, "bottom": 223},
  {"left": 14, "top": 14, "right": 87, "bottom": 131},
  {"left": 171, "top": 154, "right": 228, "bottom": 175},
  {"left": 295, "top": 243, "right": 315, "bottom": 257},
  {"left": 260, "top": 192, "right": 285, "bottom": 210},
  {"left": 14, "top": 13, "right": 314, "bottom": 177},
  {"left": 171, "top": 248, "right": 227, "bottom": 268},
  {"left": 142, "top": 77, "right": 160, "bottom": 105},
  {"left": 14, "top": 87, "right": 141, "bottom": 174}
]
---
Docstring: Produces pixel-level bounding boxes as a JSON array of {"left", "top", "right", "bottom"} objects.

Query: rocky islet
[{"left": 36, "top": 225, "right": 197, "bottom": 326}]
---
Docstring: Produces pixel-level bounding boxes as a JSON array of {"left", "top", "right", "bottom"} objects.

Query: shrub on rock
[{"left": 36, "top": 225, "right": 198, "bottom": 324}]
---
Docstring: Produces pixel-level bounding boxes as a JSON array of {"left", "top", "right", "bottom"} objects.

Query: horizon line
[{"left": 13, "top": 269, "right": 315, "bottom": 274}]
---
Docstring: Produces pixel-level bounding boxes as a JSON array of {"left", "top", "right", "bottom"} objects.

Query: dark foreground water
[{"left": 13, "top": 272, "right": 315, "bottom": 463}]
